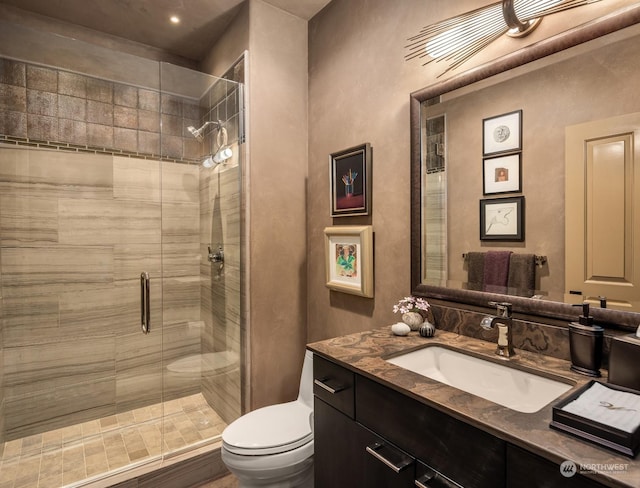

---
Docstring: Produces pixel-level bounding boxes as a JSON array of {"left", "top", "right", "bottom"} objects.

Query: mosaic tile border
[{"left": 0, "top": 135, "right": 198, "bottom": 165}]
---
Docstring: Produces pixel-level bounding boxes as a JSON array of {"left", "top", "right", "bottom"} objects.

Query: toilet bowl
[{"left": 221, "top": 350, "right": 314, "bottom": 488}]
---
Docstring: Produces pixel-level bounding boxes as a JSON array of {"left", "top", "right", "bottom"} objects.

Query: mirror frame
[{"left": 410, "top": 4, "right": 640, "bottom": 329}]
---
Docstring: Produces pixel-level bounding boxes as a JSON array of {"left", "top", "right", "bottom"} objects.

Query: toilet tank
[{"left": 297, "top": 350, "right": 314, "bottom": 408}]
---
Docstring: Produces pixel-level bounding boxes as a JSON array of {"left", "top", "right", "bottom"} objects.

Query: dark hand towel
[
  {"left": 466, "top": 252, "right": 485, "bottom": 288},
  {"left": 483, "top": 250, "right": 512, "bottom": 292},
  {"left": 507, "top": 253, "right": 536, "bottom": 296}
]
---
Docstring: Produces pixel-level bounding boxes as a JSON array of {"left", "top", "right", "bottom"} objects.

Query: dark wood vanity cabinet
[
  {"left": 313, "top": 356, "right": 613, "bottom": 488},
  {"left": 313, "top": 355, "right": 504, "bottom": 488}
]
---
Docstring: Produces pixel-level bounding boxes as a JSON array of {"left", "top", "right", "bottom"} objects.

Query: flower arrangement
[{"left": 393, "top": 296, "right": 430, "bottom": 317}]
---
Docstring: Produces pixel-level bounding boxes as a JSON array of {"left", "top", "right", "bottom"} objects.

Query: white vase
[{"left": 402, "top": 311, "right": 423, "bottom": 331}]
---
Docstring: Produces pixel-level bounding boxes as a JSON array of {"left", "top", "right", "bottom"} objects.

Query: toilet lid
[{"left": 222, "top": 401, "right": 313, "bottom": 455}]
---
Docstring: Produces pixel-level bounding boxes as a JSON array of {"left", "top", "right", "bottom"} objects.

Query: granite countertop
[{"left": 307, "top": 326, "right": 640, "bottom": 488}]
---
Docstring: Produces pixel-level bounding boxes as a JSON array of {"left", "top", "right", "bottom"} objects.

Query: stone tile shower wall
[
  {"left": 0, "top": 58, "right": 213, "bottom": 440},
  {"left": 0, "top": 58, "right": 202, "bottom": 160},
  {"left": 0, "top": 148, "right": 201, "bottom": 440},
  {"left": 199, "top": 163, "right": 241, "bottom": 424},
  {"left": 198, "top": 76, "right": 242, "bottom": 425}
]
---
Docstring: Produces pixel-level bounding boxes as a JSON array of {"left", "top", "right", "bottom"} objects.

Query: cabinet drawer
[
  {"left": 313, "top": 356, "right": 355, "bottom": 418},
  {"left": 356, "top": 375, "right": 505, "bottom": 488}
]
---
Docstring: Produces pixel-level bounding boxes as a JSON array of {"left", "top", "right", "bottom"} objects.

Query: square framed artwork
[
  {"left": 324, "top": 225, "right": 374, "bottom": 297},
  {"left": 483, "top": 153, "right": 521, "bottom": 195},
  {"left": 482, "top": 110, "right": 522, "bottom": 156},
  {"left": 480, "top": 196, "right": 524, "bottom": 241},
  {"left": 330, "top": 143, "right": 372, "bottom": 217}
]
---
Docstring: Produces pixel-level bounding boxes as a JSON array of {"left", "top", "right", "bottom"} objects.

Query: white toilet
[{"left": 221, "top": 350, "right": 314, "bottom": 488}]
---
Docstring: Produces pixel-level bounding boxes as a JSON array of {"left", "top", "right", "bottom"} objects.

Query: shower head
[
  {"left": 187, "top": 120, "right": 223, "bottom": 143},
  {"left": 187, "top": 125, "right": 204, "bottom": 142}
]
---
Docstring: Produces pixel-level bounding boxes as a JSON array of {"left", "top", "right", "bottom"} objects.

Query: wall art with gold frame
[{"left": 324, "top": 225, "right": 374, "bottom": 297}]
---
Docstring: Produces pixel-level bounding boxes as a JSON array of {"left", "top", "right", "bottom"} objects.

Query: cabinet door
[
  {"left": 314, "top": 397, "right": 367, "bottom": 488},
  {"left": 507, "top": 444, "right": 606, "bottom": 488},
  {"left": 315, "top": 397, "right": 416, "bottom": 488}
]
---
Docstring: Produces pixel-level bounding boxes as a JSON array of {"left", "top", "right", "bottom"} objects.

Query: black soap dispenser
[{"left": 569, "top": 303, "right": 603, "bottom": 377}]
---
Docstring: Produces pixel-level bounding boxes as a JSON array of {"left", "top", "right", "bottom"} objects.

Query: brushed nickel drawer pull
[
  {"left": 415, "top": 470, "right": 462, "bottom": 488},
  {"left": 415, "top": 477, "right": 433, "bottom": 488},
  {"left": 313, "top": 378, "right": 345, "bottom": 394},
  {"left": 366, "top": 442, "right": 413, "bottom": 473}
]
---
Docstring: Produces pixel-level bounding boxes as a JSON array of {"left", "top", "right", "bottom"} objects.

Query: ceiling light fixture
[
  {"left": 406, "top": 0, "right": 601, "bottom": 78},
  {"left": 170, "top": 15, "right": 180, "bottom": 24}
]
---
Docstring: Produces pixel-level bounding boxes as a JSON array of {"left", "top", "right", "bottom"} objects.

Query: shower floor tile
[{"left": 0, "top": 393, "right": 227, "bottom": 488}]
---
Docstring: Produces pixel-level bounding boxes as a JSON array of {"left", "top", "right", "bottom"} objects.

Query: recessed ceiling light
[{"left": 170, "top": 15, "right": 180, "bottom": 24}]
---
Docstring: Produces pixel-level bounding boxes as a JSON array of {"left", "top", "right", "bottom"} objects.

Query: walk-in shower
[{"left": 0, "top": 19, "right": 244, "bottom": 487}]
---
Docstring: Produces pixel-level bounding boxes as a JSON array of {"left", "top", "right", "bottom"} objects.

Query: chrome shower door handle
[{"left": 140, "top": 271, "right": 150, "bottom": 334}]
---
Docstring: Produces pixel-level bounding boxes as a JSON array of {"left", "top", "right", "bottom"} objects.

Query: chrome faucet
[{"left": 480, "top": 301, "right": 515, "bottom": 358}]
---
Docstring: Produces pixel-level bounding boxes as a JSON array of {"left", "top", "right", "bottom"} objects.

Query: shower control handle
[
  {"left": 208, "top": 245, "right": 224, "bottom": 263},
  {"left": 140, "top": 272, "right": 150, "bottom": 334}
]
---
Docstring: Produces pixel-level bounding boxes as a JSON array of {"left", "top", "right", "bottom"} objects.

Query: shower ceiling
[{"left": 0, "top": 0, "right": 331, "bottom": 62}]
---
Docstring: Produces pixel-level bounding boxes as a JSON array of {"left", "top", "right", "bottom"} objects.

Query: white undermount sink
[{"left": 386, "top": 346, "right": 573, "bottom": 413}]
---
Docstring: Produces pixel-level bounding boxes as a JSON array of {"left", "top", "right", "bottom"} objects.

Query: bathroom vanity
[{"left": 309, "top": 327, "right": 640, "bottom": 488}]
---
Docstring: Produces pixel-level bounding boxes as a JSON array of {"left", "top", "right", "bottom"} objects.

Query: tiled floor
[{"left": 0, "top": 394, "right": 227, "bottom": 488}]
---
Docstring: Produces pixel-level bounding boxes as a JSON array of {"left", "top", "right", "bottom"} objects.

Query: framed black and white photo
[
  {"left": 482, "top": 110, "right": 522, "bottom": 156},
  {"left": 483, "top": 153, "right": 521, "bottom": 195},
  {"left": 480, "top": 196, "right": 524, "bottom": 241}
]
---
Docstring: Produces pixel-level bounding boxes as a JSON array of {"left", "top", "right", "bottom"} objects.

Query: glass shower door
[{"left": 0, "top": 145, "right": 165, "bottom": 484}]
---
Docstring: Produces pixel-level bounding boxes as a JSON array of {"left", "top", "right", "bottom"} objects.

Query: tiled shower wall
[
  {"left": 0, "top": 147, "right": 200, "bottom": 440},
  {"left": 0, "top": 56, "right": 243, "bottom": 440},
  {"left": 199, "top": 162, "right": 242, "bottom": 425},
  {"left": 198, "top": 73, "right": 243, "bottom": 425},
  {"left": 0, "top": 58, "right": 202, "bottom": 160}
]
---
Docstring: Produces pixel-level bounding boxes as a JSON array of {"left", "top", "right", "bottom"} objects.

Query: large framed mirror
[{"left": 410, "top": 4, "right": 640, "bottom": 329}]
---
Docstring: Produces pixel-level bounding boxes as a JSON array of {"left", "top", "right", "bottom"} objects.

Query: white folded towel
[{"left": 561, "top": 382, "right": 640, "bottom": 433}]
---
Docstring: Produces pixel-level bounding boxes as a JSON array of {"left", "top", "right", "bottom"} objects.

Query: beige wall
[
  {"left": 246, "top": 0, "right": 309, "bottom": 409},
  {"left": 307, "top": 0, "right": 480, "bottom": 343},
  {"left": 306, "top": 0, "right": 635, "bottom": 342},
  {"left": 200, "top": 2, "right": 249, "bottom": 78}
]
